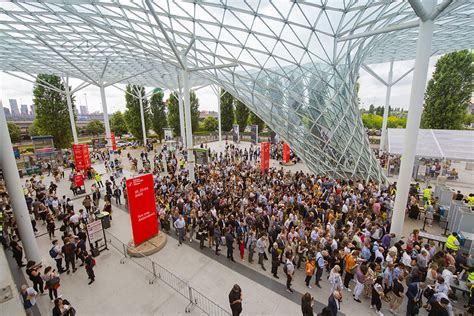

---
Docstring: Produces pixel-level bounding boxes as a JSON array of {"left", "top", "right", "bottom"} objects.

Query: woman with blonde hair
[{"left": 426, "top": 262, "right": 439, "bottom": 285}]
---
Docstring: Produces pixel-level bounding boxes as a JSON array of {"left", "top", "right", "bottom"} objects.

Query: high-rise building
[
  {"left": 9, "top": 99, "right": 19, "bottom": 116},
  {"left": 3, "top": 107, "right": 11, "bottom": 117},
  {"left": 30, "top": 104, "right": 35, "bottom": 116},
  {"left": 80, "top": 105, "right": 88, "bottom": 115},
  {"left": 21, "top": 104, "right": 28, "bottom": 116}
]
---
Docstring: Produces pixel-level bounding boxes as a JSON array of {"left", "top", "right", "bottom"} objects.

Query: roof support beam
[
  {"left": 100, "top": 58, "right": 109, "bottom": 82},
  {"left": 429, "top": 0, "right": 453, "bottom": 20},
  {"left": 392, "top": 67, "right": 415, "bottom": 86},
  {"left": 188, "top": 63, "right": 239, "bottom": 72},
  {"left": 361, "top": 64, "right": 388, "bottom": 86},
  {"left": 36, "top": 36, "right": 98, "bottom": 85},
  {"left": 409, "top": 0, "right": 429, "bottom": 21},
  {"left": 144, "top": 0, "right": 186, "bottom": 70},
  {"left": 103, "top": 68, "right": 153, "bottom": 87},
  {"left": 4, "top": 71, "right": 63, "bottom": 94},
  {"left": 338, "top": 21, "right": 419, "bottom": 41}
]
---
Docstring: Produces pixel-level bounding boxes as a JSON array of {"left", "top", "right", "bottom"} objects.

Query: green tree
[
  {"left": 167, "top": 92, "right": 180, "bottom": 136},
  {"left": 249, "top": 111, "right": 265, "bottom": 131},
  {"left": 361, "top": 114, "right": 383, "bottom": 129},
  {"left": 220, "top": 89, "right": 234, "bottom": 132},
  {"left": 235, "top": 99, "right": 249, "bottom": 132},
  {"left": 421, "top": 50, "right": 474, "bottom": 129},
  {"left": 33, "top": 74, "right": 74, "bottom": 148},
  {"left": 28, "top": 120, "right": 41, "bottom": 137},
  {"left": 86, "top": 119, "right": 105, "bottom": 136},
  {"left": 124, "top": 85, "right": 150, "bottom": 142},
  {"left": 7, "top": 122, "right": 22, "bottom": 143},
  {"left": 110, "top": 111, "right": 128, "bottom": 137},
  {"left": 203, "top": 116, "right": 218, "bottom": 131},
  {"left": 189, "top": 90, "right": 200, "bottom": 133},
  {"left": 368, "top": 104, "right": 375, "bottom": 114},
  {"left": 149, "top": 89, "right": 167, "bottom": 141}
]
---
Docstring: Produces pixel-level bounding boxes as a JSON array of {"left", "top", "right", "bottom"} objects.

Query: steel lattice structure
[{"left": 1, "top": 1, "right": 473, "bottom": 181}]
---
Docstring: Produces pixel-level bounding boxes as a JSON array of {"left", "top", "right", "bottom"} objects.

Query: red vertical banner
[
  {"left": 73, "top": 144, "right": 90, "bottom": 170},
  {"left": 73, "top": 174, "right": 84, "bottom": 188},
  {"left": 126, "top": 174, "right": 159, "bottom": 246},
  {"left": 82, "top": 144, "right": 91, "bottom": 169},
  {"left": 72, "top": 144, "right": 84, "bottom": 170},
  {"left": 111, "top": 133, "right": 117, "bottom": 151},
  {"left": 261, "top": 142, "right": 270, "bottom": 172},
  {"left": 283, "top": 143, "right": 290, "bottom": 163}
]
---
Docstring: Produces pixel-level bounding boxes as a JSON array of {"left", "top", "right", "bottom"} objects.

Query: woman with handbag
[
  {"left": 53, "top": 298, "right": 76, "bottom": 316},
  {"left": 43, "top": 266, "right": 60, "bottom": 302}
]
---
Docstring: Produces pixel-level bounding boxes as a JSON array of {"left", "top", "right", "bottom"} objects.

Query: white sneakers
[{"left": 376, "top": 311, "right": 384, "bottom": 316}]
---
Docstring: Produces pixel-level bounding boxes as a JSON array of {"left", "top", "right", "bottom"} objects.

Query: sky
[{"left": 0, "top": 57, "right": 440, "bottom": 114}]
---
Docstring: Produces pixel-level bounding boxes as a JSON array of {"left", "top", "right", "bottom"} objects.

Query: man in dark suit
[
  {"left": 406, "top": 282, "right": 427, "bottom": 316},
  {"left": 271, "top": 242, "right": 280, "bottom": 278},
  {"left": 327, "top": 290, "right": 342, "bottom": 316}
]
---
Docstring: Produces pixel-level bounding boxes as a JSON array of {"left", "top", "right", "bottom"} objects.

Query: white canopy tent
[{"left": 387, "top": 128, "right": 474, "bottom": 161}]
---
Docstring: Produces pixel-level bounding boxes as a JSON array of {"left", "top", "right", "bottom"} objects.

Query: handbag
[{"left": 47, "top": 276, "right": 60, "bottom": 288}]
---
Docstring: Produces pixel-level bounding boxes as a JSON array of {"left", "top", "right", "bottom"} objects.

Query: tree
[
  {"left": 203, "top": 116, "right": 218, "bottom": 131},
  {"left": 149, "top": 89, "right": 167, "bottom": 141},
  {"left": 234, "top": 99, "right": 249, "bottom": 132},
  {"left": 421, "top": 50, "right": 474, "bottom": 129},
  {"left": 110, "top": 111, "right": 128, "bottom": 137},
  {"left": 7, "top": 122, "right": 22, "bottom": 143},
  {"left": 189, "top": 90, "right": 200, "bottom": 133},
  {"left": 33, "top": 74, "right": 75, "bottom": 148},
  {"left": 167, "top": 92, "right": 180, "bottom": 136},
  {"left": 86, "top": 119, "right": 105, "bottom": 136},
  {"left": 249, "top": 111, "right": 265, "bottom": 131},
  {"left": 28, "top": 120, "right": 40, "bottom": 137},
  {"left": 124, "top": 85, "right": 150, "bottom": 142},
  {"left": 220, "top": 89, "right": 234, "bottom": 132},
  {"left": 368, "top": 104, "right": 375, "bottom": 114}
]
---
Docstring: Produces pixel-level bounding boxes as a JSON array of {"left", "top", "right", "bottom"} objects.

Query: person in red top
[{"left": 238, "top": 236, "right": 245, "bottom": 261}]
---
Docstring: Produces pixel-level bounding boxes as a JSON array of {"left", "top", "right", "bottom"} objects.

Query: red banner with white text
[
  {"left": 126, "top": 174, "right": 159, "bottom": 246},
  {"left": 283, "top": 143, "right": 290, "bottom": 163},
  {"left": 72, "top": 144, "right": 90, "bottom": 170},
  {"left": 261, "top": 142, "right": 270, "bottom": 172},
  {"left": 73, "top": 174, "right": 84, "bottom": 188}
]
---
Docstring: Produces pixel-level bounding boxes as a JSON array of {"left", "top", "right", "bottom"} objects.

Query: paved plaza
[{"left": 5, "top": 140, "right": 470, "bottom": 316}]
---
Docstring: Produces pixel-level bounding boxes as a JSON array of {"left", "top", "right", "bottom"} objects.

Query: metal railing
[{"left": 106, "top": 232, "right": 231, "bottom": 316}]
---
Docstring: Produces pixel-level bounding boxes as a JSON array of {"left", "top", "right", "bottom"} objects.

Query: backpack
[
  {"left": 49, "top": 247, "right": 58, "bottom": 258},
  {"left": 283, "top": 263, "right": 288, "bottom": 274},
  {"left": 91, "top": 258, "right": 96, "bottom": 267}
]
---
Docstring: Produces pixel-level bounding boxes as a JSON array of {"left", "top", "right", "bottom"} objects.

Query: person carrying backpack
[
  {"left": 84, "top": 251, "right": 96, "bottom": 285},
  {"left": 50, "top": 240, "right": 65, "bottom": 274}
]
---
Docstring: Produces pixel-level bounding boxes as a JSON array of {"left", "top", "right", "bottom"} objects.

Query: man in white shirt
[{"left": 284, "top": 254, "right": 295, "bottom": 293}]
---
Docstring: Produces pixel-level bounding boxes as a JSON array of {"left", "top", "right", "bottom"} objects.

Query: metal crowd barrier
[{"left": 106, "top": 232, "right": 230, "bottom": 316}]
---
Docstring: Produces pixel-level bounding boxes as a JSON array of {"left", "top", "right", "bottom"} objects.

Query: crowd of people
[
  {"left": 1, "top": 140, "right": 473, "bottom": 316},
  {"left": 150, "top": 143, "right": 473, "bottom": 316}
]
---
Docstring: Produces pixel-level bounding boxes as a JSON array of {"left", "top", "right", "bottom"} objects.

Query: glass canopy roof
[{"left": 1, "top": 0, "right": 473, "bottom": 181}]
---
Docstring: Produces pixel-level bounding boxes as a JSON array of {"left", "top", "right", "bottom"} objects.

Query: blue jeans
[
  {"left": 315, "top": 267, "right": 323, "bottom": 285},
  {"left": 177, "top": 227, "right": 184, "bottom": 244}
]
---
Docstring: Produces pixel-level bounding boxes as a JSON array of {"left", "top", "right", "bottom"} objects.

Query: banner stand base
[{"left": 127, "top": 233, "right": 167, "bottom": 257}]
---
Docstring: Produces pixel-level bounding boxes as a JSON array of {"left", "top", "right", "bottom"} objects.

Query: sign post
[
  {"left": 86, "top": 219, "right": 108, "bottom": 255},
  {"left": 250, "top": 125, "right": 258, "bottom": 144},
  {"left": 126, "top": 174, "right": 159, "bottom": 246}
]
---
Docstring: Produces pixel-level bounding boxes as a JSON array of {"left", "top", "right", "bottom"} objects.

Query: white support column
[
  {"left": 0, "top": 103, "right": 41, "bottom": 263},
  {"left": 391, "top": 0, "right": 435, "bottom": 240},
  {"left": 182, "top": 69, "right": 195, "bottom": 182},
  {"left": 99, "top": 83, "right": 112, "bottom": 148},
  {"left": 64, "top": 79, "right": 78, "bottom": 144},
  {"left": 138, "top": 88, "right": 147, "bottom": 146},
  {"left": 177, "top": 88, "right": 187, "bottom": 148},
  {"left": 217, "top": 86, "right": 222, "bottom": 142},
  {"left": 380, "top": 59, "right": 394, "bottom": 153}
]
